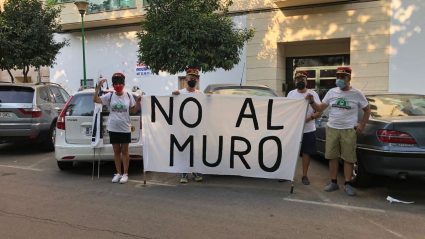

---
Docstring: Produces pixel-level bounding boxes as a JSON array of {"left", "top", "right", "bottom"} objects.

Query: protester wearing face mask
[
  {"left": 305, "top": 67, "right": 371, "bottom": 196},
  {"left": 93, "top": 73, "right": 141, "bottom": 184},
  {"left": 172, "top": 68, "right": 204, "bottom": 183},
  {"left": 285, "top": 71, "right": 322, "bottom": 185}
]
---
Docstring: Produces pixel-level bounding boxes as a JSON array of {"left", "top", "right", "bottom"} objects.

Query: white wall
[
  {"left": 389, "top": 0, "right": 425, "bottom": 94},
  {"left": 51, "top": 16, "right": 247, "bottom": 95}
]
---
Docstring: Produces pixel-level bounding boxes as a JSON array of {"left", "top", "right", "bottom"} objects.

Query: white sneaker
[
  {"left": 120, "top": 174, "right": 128, "bottom": 184},
  {"left": 112, "top": 174, "right": 122, "bottom": 183}
]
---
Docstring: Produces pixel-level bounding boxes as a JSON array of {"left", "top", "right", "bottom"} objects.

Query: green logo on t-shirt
[
  {"left": 112, "top": 102, "right": 127, "bottom": 113},
  {"left": 332, "top": 98, "right": 351, "bottom": 109}
]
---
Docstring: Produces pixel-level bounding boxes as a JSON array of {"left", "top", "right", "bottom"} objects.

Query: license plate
[
  {"left": 86, "top": 127, "right": 108, "bottom": 136},
  {"left": 0, "top": 112, "right": 12, "bottom": 118}
]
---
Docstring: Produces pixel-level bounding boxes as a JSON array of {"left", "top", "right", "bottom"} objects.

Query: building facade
[{"left": 45, "top": 0, "right": 424, "bottom": 96}]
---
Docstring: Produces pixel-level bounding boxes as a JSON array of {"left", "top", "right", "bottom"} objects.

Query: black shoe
[{"left": 302, "top": 176, "right": 310, "bottom": 185}]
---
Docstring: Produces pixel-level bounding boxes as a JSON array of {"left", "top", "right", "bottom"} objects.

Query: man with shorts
[
  {"left": 306, "top": 67, "right": 371, "bottom": 196},
  {"left": 172, "top": 68, "right": 203, "bottom": 183},
  {"left": 287, "top": 71, "right": 322, "bottom": 185}
]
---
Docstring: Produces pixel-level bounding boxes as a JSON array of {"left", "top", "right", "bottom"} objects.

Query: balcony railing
[{"left": 56, "top": 0, "right": 136, "bottom": 14}]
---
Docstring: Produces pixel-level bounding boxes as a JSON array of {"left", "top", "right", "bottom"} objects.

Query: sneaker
[
  {"left": 180, "top": 174, "right": 188, "bottom": 183},
  {"left": 119, "top": 174, "right": 128, "bottom": 184},
  {"left": 324, "top": 182, "right": 339, "bottom": 192},
  {"left": 192, "top": 173, "right": 203, "bottom": 182},
  {"left": 302, "top": 176, "right": 310, "bottom": 185},
  {"left": 112, "top": 174, "right": 122, "bottom": 183},
  {"left": 344, "top": 184, "right": 356, "bottom": 196}
]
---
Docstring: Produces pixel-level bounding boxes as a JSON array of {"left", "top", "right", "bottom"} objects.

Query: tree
[
  {"left": 1, "top": 0, "right": 68, "bottom": 83},
  {"left": 0, "top": 6, "right": 15, "bottom": 82},
  {"left": 137, "top": 0, "right": 254, "bottom": 75}
]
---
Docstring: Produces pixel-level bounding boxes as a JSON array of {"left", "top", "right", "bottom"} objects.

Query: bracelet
[
  {"left": 311, "top": 115, "right": 314, "bottom": 120},
  {"left": 309, "top": 101, "right": 314, "bottom": 104}
]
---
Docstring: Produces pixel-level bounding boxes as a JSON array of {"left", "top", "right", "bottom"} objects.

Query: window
[
  {"left": 86, "top": 0, "right": 136, "bottom": 14},
  {"left": 49, "top": 87, "right": 65, "bottom": 103},
  {"left": 0, "top": 86, "right": 34, "bottom": 103},
  {"left": 59, "top": 88, "right": 70, "bottom": 102},
  {"left": 38, "top": 87, "right": 50, "bottom": 103},
  {"left": 66, "top": 93, "right": 141, "bottom": 117},
  {"left": 367, "top": 95, "right": 425, "bottom": 117}
]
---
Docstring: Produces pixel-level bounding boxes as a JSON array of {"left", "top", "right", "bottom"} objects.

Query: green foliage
[
  {"left": 137, "top": 0, "right": 255, "bottom": 75},
  {"left": 0, "top": 0, "right": 69, "bottom": 82}
]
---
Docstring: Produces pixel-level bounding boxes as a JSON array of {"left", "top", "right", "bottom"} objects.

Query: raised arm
[
  {"left": 93, "top": 79, "right": 106, "bottom": 104},
  {"left": 305, "top": 93, "right": 328, "bottom": 112}
]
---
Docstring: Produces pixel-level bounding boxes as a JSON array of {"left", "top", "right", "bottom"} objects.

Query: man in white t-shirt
[
  {"left": 286, "top": 71, "right": 323, "bottom": 185},
  {"left": 306, "top": 67, "right": 371, "bottom": 196},
  {"left": 172, "top": 68, "right": 203, "bottom": 183}
]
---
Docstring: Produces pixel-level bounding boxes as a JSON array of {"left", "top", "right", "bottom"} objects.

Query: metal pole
[{"left": 81, "top": 13, "right": 87, "bottom": 89}]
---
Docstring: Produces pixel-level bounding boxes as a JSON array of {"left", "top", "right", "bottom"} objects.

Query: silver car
[
  {"left": 0, "top": 82, "right": 70, "bottom": 151},
  {"left": 315, "top": 93, "right": 425, "bottom": 187}
]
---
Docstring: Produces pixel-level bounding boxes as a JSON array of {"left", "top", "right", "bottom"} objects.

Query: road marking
[
  {"left": 29, "top": 157, "right": 52, "bottom": 168},
  {"left": 0, "top": 165, "right": 43, "bottom": 171},
  {"left": 283, "top": 198, "right": 385, "bottom": 213},
  {"left": 128, "top": 179, "right": 176, "bottom": 187}
]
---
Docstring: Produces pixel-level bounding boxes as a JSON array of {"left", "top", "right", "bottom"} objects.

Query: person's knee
[
  {"left": 121, "top": 148, "right": 129, "bottom": 155},
  {"left": 113, "top": 148, "right": 122, "bottom": 156}
]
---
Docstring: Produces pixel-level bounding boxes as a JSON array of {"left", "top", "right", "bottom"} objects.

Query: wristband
[
  {"left": 309, "top": 101, "right": 314, "bottom": 104},
  {"left": 311, "top": 115, "right": 314, "bottom": 120}
]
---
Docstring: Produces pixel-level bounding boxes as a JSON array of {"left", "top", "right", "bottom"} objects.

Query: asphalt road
[{"left": 1, "top": 142, "right": 424, "bottom": 239}]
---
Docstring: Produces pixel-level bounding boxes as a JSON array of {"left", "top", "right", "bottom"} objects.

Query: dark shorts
[
  {"left": 109, "top": 131, "right": 131, "bottom": 144},
  {"left": 301, "top": 131, "right": 317, "bottom": 155}
]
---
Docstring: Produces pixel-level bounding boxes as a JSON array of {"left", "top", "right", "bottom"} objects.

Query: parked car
[
  {"left": 54, "top": 89, "right": 143, "bottom": 170},
  {"left": 203, "top": 84, "right": 279, "bottom": 97},
  {"left": 315, "top": 93, "right": 425, "bottom": 187},
  {"left": 0, "top": 82, "right": 70, "bottom": 151}
]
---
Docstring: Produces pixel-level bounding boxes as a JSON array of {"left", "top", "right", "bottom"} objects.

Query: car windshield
[
  {"left": 0, "top": 86, "right": 34, "bottom": 103},
  {"left": 367, "top": 95, "right": 425, "bottom": 117},
  {"left": 65, "top": 93, "right": 141, "bottom": 117},
  {"left": 212, "top": 88, "right": 276, "bottom": 97}
]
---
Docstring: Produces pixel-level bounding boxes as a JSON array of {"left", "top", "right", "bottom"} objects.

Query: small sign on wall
[{"left": 136, "top": 63, "right": 151, "bottom": 77}]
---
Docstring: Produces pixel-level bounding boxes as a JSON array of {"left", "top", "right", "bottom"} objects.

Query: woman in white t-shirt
[{"left": 93, "top": 73, "right": 141, "bottom": 184}]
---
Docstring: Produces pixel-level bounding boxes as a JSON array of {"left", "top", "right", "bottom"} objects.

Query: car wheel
[
  {"left": 57, "top": 161, "right": 73, "bottom": 170},
  {"left": 350, "top": 157, "right": 372, "bottom": 188},
  {"left": 44, "top": 123, "right": 56, "bottom": 152}
]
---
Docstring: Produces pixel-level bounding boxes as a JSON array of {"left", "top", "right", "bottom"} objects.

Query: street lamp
[{"left": 74, "top": 0, "right": 89, "bottom": 89}]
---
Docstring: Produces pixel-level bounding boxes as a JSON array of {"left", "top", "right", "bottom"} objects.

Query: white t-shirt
[
  {"left": 179, "top": 89, "right": 203, "bottom": 94},
  {"left": 100, "top": 92, "right": 136, "bottom": 133},
  {"left": 287, "top": 89, "right": 321, "bottom": 133},
  {"left": 322, "top": 87, "right": 369, "bottom": 130}
]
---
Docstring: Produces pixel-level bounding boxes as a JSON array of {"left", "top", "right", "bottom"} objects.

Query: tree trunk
[
  {"left": 23, "top": 65, "right": 30, "bottom": 83},
  {"left": 6, "top": 68, "right": 14, "bottom": 83}
]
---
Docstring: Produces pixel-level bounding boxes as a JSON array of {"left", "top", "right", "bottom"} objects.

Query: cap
[
  {"left": 295, "top": 71, "right": 308, "bottom": 78},
  {"left": 336, "top": 67, "right": 352, "bottom": 76},
  {"left": 112, "top": 72, "right": 126, "bottom": 80},
  {"left": 186, "top": 68, "right": 199, "bottom": 76}
]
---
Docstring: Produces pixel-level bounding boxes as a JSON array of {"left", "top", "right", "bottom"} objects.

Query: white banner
[{"left": 142, "top": 94, "right": 308, "bottom": 180}]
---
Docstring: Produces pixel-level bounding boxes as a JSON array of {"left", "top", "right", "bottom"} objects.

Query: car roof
[
  {"left": 75, "top": 88, "right": 141, "bottom": 96},
  {"left": 205, "top": 84, "right": 272, "bottom": 89},
  {"left": 365, "top": 92, "right": 425, "bottom": 97}
]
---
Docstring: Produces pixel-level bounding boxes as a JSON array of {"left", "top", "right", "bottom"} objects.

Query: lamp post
[{"left": 74, "top": 1, "right": 89, "bottom": 89}]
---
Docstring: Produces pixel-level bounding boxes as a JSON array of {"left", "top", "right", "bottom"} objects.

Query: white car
[{"left": 55, "top": 88, "right": 143, "bottom": 170}]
